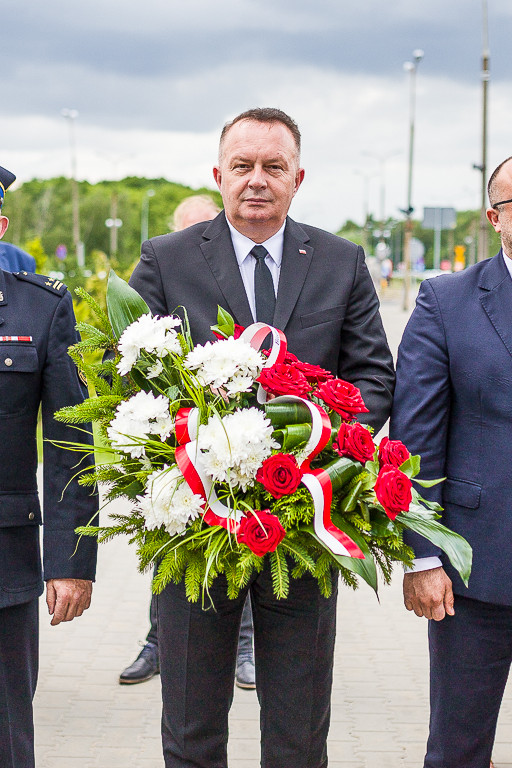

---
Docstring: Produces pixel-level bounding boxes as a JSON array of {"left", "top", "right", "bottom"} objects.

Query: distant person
[
  {"left": 171, "top": 194, "right": 221, "bottom": 232},
  {"left": 0, "top": 165, "right": 97, "bottom": 768},
  {"left": 0, "top": 241, "right": 36, "bottom": 272},
  {"left": 119, "top": 193, "right": 257, "bottom": 690}
]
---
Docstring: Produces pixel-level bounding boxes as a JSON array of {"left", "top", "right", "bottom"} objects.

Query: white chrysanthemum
[
  {"left": 147, "top": 359, "right": 164, "bottom": 379},
  {"left": 184, "top": 336, "right": 263, "bottom": 395},
  {"left": 137, "top": 465, "right": 203, "bottom": 536},
  {"left": 197, "top": 407, "right": 277, "bottom": 490},
  {"left": 117, "top": 314, "right": 182, "bottom": 375},
  {"left": 107, "top": 390, "right": 174, "bottom": 458}
]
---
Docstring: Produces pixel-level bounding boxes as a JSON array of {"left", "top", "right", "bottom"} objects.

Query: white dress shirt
[{"left": 226, "top": 217, "right": 285, "bottom": 322}]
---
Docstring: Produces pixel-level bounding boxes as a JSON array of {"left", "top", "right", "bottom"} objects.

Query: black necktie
[{"left": 251, "top": 245, "right": 276, "bottom": 325}]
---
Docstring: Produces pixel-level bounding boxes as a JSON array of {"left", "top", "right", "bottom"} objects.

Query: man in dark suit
[
  {"left": 390, "top": 156, "right": 512, "bottom": 768},
  {"left": 130, "top": 108, "right": 395, "bottom": 768},
  {"left": 0, "top": 166, "right": 98, "bottom": 768}
]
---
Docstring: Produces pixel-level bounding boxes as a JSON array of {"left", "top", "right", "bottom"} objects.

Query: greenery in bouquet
[{"left": 55, "top": 270, "right": 472, "bottom": 603}]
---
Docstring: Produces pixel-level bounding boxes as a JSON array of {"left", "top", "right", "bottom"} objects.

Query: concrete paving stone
[
  {"left": 348, "top": 713, "right": 396, "bottom": 732},
  {"left": 133, "top": 737, "right": 163, "bottom": 758},
  {"left": 130, "top": 761, "right": 165, "bottom": 768},
  {"left": 46, "top": 735, "right": 103, "bottom": 755},
  {"left": 89, "top": 747, "right": 138, "bottom": 766},
  {"left": 106, "top": 709, "right": 152, "bottom": 727},
  {"left": 327, "top": 740, "right": 370, "bottom": 761},
  {"left": 41, "top": 757, "right": 94, "bottom": 768},
  {"left": 353, "top": 751, "right": 405, "bottom": 768},
  {"left": 227, "top": 738, "right": 261, "bottom": 759},
  {"left": 351, "top": 731, "right": 404, "bottom": 752},
  {"left": 343, "top": 698, "right": 388, "bottom": 714},
  {"left": 386, "top": 705, "right": 428, "bottom": 724},
  {"left": 328, "top": 722, "right": 359, "bottom": 741}
]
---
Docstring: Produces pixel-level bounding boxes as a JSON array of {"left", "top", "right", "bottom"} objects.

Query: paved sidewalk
[{"left": 33, "top": 298, "right": 512, "bottom": 767}]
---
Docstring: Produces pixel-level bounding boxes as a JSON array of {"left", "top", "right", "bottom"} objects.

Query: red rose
[
  {"left": 374, "top": 466, "right": 412, "bottom": 520},
  {"left": 315, "top": 378, "right": 369, "bottom": 420},
  {"left": 378, "top": 436, "right": 411, "bottom": 469},
  {"left": 333, "top": 422, "right": 375, "bottom": 464},
  {"left": 291, "top": 359, "right": 334, "bottom": 384},
  {"left": 257, "top": 364, "right": 312, "bottom": 397},
  {"left": 256, "top": 453, "right": 302, "bottom": 498},
  {"left": 237, "top": 509, "right": 286, "bottom": 556}
]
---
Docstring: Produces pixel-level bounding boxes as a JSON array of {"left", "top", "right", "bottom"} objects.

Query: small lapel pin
[{"left": 299, "top": 249, "right": 307, "bottom": 255}]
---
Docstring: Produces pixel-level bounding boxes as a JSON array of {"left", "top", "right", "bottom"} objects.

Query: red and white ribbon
[
  {"left": 239, "top": 322, "right": 288, "bottom": 403},
  {"left": 271, "top": 395, "right": 364, "bottom": 559},
  {"left": 0, "top": 336, "right": 33, "bottom": 342}
]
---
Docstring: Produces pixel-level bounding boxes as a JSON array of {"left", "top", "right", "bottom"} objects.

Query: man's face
[
  {"left": 213, "top": 119, "right": 304, "bottom": 241},
  {"left": 0, "top": 215, "right": 8, "bottom": 240},
  {"left": 487, "top": 160, "right": 512, "bottom": 256}
]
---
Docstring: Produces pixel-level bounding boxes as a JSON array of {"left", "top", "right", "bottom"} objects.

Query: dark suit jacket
[
  {"left": 390, "top": 252, "right": 512, "bottom": 606},
  {"left": 0, "top": 269, "right": 97, "bottom": 609},
  {"left": 130, "top": 212, "right": 394, "bottom": 432}
]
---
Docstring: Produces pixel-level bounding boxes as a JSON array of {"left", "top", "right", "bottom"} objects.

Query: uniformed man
[{"left": 0, "top": 165, "right": 98, "bottom": 768}]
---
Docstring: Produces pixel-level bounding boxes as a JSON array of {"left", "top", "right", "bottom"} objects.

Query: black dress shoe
[
  {"left": 235, "top": 659, "right": 256, "bottom": 690},
  {"left": 119, "top": 642, "right": 159, "bottom": 685}
]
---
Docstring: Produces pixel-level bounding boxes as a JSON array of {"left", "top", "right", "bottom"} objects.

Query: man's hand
[
  {"left": 403, "top": 567, "right": 454, "bottom": 621},
  {"left": 46, "top": 578, "right": 93, "bottom": 626}
]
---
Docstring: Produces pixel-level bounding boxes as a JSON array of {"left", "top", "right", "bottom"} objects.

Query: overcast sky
[{"left": 4, "top": 0, "right": 511, "bottom": 231}]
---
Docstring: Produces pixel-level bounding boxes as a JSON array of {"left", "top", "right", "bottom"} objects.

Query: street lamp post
[
  {"left": 61, "top": 108, "right": 84, "bottom": 267},
  {"left": 362, "top": 150, "right": 400, "bottom": 226},
  {"left": 141, "top": 189, "right": 155, "bottom": 244},
  {"left": 478, "top": 0, "right": 490, "bottom": 262},
  {"left": 402, "top": 49, "right": 424, "bottom": 311}
]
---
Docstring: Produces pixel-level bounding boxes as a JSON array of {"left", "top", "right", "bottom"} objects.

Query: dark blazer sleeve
[
  {"left": 390, "top": 279, "right": 450, "bottom": 558},
  {"left": 41, "top": 290, "right": 98, "bottom": 581},
  {"left": 338, "top": 246, "right": 395, "bottom": 433},
  {"left": 130, "top": 239, "right": 169, "bottom": 317}
]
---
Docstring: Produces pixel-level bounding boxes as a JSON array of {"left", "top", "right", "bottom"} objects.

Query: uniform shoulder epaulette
[{"left": 13, "top": 271, "right": 68, "bottom": 295}]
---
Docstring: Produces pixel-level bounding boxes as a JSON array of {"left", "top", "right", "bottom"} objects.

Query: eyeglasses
[{"left": 492, "top": 198, "right": 512, "bottom": 209}]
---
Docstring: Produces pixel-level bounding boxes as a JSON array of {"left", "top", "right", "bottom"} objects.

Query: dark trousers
[
  {"left": 425, "top": 594, "right": 512, "bottom": 768},
  {"left": 148, "top": 591, "right": 254, "bottom": 662},
  {"left": 156, "top": 562, "right": 337, "bottom": 768},
  {"left": 0, "top": 599, "right": 38, "bottom": 768}
]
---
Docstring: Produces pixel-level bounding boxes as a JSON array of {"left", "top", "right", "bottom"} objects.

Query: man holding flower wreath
[{"left": 130, "top": 107, "right": 395, "bottom": 768}]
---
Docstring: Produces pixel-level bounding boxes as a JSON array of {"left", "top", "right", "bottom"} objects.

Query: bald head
[
  {"left": 172, "top": 195, "right": 221, "bottom": 231},
  {"left": 488, "top": 156, "right": 512, "bottom": 208}
]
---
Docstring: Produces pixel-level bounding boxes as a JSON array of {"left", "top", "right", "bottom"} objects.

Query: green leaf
[
  {"left": 321, "top": 456, "right": 362, "bottom": 495},
  {"left": 397, "top": 507, "right": 473, "bottom": 586},
  {"left": 399, "top": 455, "right": 421, "bottom": 478},
  {"left": 210, "top": 306, "right": 235, "bottom": 338},
  {"left": 273, "top": 423, "right": 311, "bottom": 452},
  {"left": 264, "top": 400, "right": 312, "bottom": 428},
  {"left": 304, "top": 514, "right": 378, "bottom": 594},
  {"left": 415, "top": 476, "right": 445, "bottom": 488},
  {"left": 106, "top": 269, "right": 150, "bottom": 340}
]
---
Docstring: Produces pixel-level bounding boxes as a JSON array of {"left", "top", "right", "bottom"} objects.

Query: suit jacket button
[
  {"left": 4, "top": 358, "right": 12, "bottom": 366},
  {"left": 28, "top": 512, "right": 35, "bottom": 520}
]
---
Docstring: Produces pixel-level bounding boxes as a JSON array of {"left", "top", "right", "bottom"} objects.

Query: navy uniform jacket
[
  {"left": 130, "top": 212, "right": 395, "bottom": 432},
  {"left": 390, "top": 252, "right": 512, "bottom": 607},
  {"left": 0, "top": 269, "right": 97, "bottom": 609}
]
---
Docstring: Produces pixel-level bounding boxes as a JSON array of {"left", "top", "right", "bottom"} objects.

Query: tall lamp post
[
  {"left": 477, "top": 0, "right": 490, "bottom": 262},
  {"left": 141, "top": 189, "right": 155, "bottom": 244},
  {"left": 61, "top": 108, "right": 84, "bottom": 267},
  {"left": 402, "top": 49, "right": 424, "bottom": 311}
]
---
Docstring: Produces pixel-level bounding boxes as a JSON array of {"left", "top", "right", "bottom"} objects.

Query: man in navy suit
[
  {"left": 390, "top": 156, "right": 512, "bottom": 768},
  {"left": 0, "top": 166, "right": 97, "bottom": 768},
  {"left": 130, "top": 108, "right": 395, "bottom": 768}
]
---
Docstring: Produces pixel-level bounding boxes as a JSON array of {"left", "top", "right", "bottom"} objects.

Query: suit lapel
[
  {"left": 199, "top": 213, "right": 254, "bottom": 328},
  {"left": 480, "top": 251, "right": 512, "bottom": 358},
  {"left": 273, "top": 218, "right": 313, "bottom": 332}
]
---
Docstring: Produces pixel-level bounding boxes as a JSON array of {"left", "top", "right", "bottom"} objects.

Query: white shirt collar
[
  {"left": 502, "top": 248, "right": 512, "bottom": 278},
  {"left": 226, "top": 217, "right": 286, "bottom": 267}
]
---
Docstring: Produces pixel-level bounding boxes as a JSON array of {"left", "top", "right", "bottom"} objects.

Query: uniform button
[
  {"left": 28, "top": 512, "right": 35, "bottom": 520},
  {"left": 4, "top": 358, "right": 12, "bottom": 366}
]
